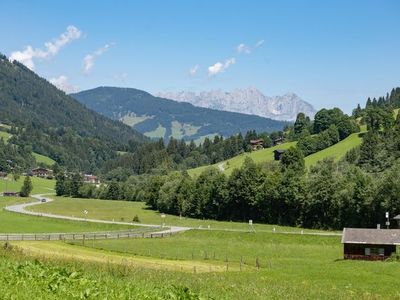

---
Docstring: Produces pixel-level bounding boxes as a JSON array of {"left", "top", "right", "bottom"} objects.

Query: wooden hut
[
  {"left": 341, "top": 228, "right": 400, "bottom": 260},
  {"left": 273, "top": 149, "right": 285, "bottom": 161}
]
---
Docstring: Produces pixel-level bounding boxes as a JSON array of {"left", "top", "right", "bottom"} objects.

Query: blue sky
[{"left": 1, "top": 0, "right": 399, "bottom": 113}]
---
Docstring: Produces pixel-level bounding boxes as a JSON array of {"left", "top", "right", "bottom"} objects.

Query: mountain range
[
  {"left": 156, "top": 88, "right": 316, "bottom": 121},
  {"left": 72, "top": 87, "right": 288, "bottom": 142}
]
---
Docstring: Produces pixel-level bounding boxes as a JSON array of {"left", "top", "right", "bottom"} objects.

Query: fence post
[
  {"left": 256, "top": 258, "right": 260, "bottom": 270},
  {"left": 83, "top": 234, "right": 85, "bottom": 246}
]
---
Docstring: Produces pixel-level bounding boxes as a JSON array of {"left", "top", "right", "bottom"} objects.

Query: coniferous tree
[{"left": 20, "top": 176, "right": 33, "bottom": 197}]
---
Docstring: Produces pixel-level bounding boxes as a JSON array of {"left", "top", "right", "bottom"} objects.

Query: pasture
[
  {"left": 0, "top": 176, "right": 55, "bottom": 194},
  {"left": 2, "top": 228, "right": 400, "bottom": 299},
  {"left": 29, "top": 196, "right": 333, "bottom": 233},
  {"left": 0, "top": 197, "right": 132, "bottom": 233}
]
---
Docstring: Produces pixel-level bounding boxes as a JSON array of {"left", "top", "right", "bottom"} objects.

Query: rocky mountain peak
[{"left": 155, "top": 87, "right": 316, "bottom": 121}]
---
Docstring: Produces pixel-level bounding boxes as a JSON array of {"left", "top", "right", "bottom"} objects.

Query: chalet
[
  {"left": 273, "top": 149, "right": 285, "bottom": 161},
  {"left": 342, "top": 228, "right": 400, "bottom": 260},
  {"left": 273, "top": 137, "right": 284, "bottom": 146},
  {"left": 250, "top": 139, "right": 264, "bottom": 151},
  {"left": 83, "top": 174, "right": 100, "bottom": 184},
  {"left": 31, "top": 167, "right": 53, "bottom": 178}
]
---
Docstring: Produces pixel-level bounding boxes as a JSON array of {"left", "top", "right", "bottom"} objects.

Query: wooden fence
[{"left": 0, "top": 229, "right": 177, "bottom": 241}]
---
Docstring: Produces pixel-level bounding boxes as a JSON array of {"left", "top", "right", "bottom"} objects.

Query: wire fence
[{"left": 0, "top": 228, "right": 178, "bottom": 241}]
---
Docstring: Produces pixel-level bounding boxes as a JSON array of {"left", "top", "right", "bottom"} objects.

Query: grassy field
[
  {"left": 29, "top": 196, "right": 332, "bottom": 233},
  {"left": 0, "top": 176, "right": 55, "bottom": 194},
  {"left": 2, "top": 230, "right": 399, "bottom": 299},
  {"left": 32, "top": 152, "right": 56, "bottom": 166},
  {"left": 0, "top": 130, "right": 11, "bottom": 142},
  {"left": 144, "top": 124, "right": 167, "bottom": 138},
  {"left": 120, "top": 113, "right": 152, "bottom": 127},
  {"left": 304, "top": 131, "right": 364, "bottom": 167},
  {"left": 0, "top": 197, "right": 133, "bottom": 233},
  {"left": 188, "top": 141, "right": 297, "bottom": 177}
]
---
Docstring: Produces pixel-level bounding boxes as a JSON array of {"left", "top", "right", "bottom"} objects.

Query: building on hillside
[
  {"left": 250, "top": 139, "right": 264, "bottom": 151},
  {"left": 273, "top": 149, "right": 285, "bottom": 161},
  {"left": 341, "top": 228, "right": 400, "bottom": 260},
  {"left": 83, "top": 174, "right": 100, "bottom": 184},
  {"left": 273, "top": 137, "right": 284, "bottom": 146},
  {"left": 31, "top": 167, "right": 53, "bottom": 178}
]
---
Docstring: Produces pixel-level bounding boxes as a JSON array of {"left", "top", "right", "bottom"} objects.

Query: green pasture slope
[
  {"left": 32, "top": 152, "right": 56, "bottom": 166},
  {"left": 188, "top": 141, "right": 297, "bottom": 176},
  {"left": 189, "top": 131, "right": 366, "bottom": 176},
  {"left": 304, "top": 131, "right": 364, "bottom": 167},
  {"left": 0, "top": 130, "right": 11, "bottom": 142}
]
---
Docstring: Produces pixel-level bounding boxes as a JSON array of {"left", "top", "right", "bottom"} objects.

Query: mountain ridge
[{"left": 155, "top": 87, "right": 316, "bottom": 121}]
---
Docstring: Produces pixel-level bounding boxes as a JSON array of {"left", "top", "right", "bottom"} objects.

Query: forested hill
[
  {"left": 0, "top": 54, "right": 147, "bottom": 172},
  {"left": 0, "top": 55, "right": 145, "bottom": 144},
  {"left": 72, "top": 87, "right": 288, "bottom": 142}
]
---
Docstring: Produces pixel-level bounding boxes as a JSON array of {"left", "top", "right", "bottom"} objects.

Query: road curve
[{"left": 5, "top": 194, "right": 191, "bottom": 235}]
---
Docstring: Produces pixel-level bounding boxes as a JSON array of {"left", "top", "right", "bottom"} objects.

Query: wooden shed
[
  {"left": 273, "top": 149, "right": 285, "bottom": 161},
  {"left": 342, "top": 228, "right": 400, "bottom": 260}
]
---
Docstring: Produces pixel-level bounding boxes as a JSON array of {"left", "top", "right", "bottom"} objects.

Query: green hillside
[
  {"left": 72, "top": 87, "right": 288, "bottom": 142},
  {"left": 32, "top": 152, "right": 56, "bottom": 166},
  {"left": 188, "top": 141, "right": 297, "bottom": 176},
  {"left": 0, "top": 54, "right": 147, "bottom": 171},
  {"left": 304, "top": 132, "right": 363, "bottom": 167},
  {"left": 189, "top": 131, "right": 365, "bottom": 176}
]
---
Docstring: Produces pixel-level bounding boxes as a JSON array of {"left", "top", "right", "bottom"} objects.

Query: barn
[{"left": 342, "top": 228, "right": 400, "bottom": 260}]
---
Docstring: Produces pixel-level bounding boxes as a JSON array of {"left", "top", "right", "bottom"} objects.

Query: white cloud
[
  {"left": 255, "top": 39, "right": 265, "bottom": 48},
  {"left": 49, "top": 75, "right": 80, "bottom": 94},
  {"left": 9, "top": 26, "right": 82, "bottom": 70},
  {"left": 208, "top": 57, "right": 236, "bottom": 76},
  {"left": 237, "top": 43, "right": 251, "bottom": 54},
  {"left": 83, "top": 43, "right": 114, "bottom": 74},
  {"left": 113, "top": 72, "right": 128, "bottom": 82},
  {"left": 189, "top": 65, "right": 199, "bottom": 76}
]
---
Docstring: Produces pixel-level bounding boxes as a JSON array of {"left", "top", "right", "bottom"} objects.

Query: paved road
[{"left": 5, "top": 194, "right": 190, "bottom": 235}]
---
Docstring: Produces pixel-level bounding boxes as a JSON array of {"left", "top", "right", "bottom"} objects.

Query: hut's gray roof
[
  {"left": 342, "top": 228, "right": 400, "bottom": 245},
  {"left": 393, "top": 215, "right": 400, "bottom": 220},
  {"left": 274, "top": 149, "right": 286, "bottom": 154}
]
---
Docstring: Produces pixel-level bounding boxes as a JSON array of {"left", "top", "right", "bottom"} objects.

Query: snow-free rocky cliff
[{"left": 156, "top": 88, "right": 316, "bottom": 121}]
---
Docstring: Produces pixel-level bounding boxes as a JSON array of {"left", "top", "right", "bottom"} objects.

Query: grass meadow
[
  {"left": 0, "top": 197, "right": 133, "bottom": 233},
  {"left": 1, "top": 229, "right": 399, "bottom": 299},
  {"left": 0, "top": 176, "right": 55, "bottom": 194},
  {"left": 29, "top": 196, "right": 333, "bottom": 233}
]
